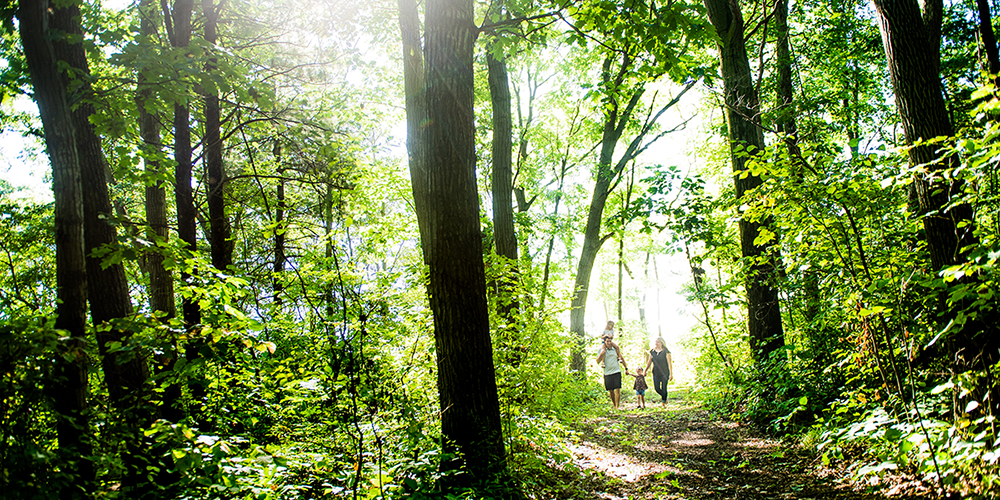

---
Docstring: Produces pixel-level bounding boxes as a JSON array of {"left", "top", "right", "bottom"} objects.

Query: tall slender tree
[
  {"left": 487, "top": 46, "right": 520, "bottom": 327},
  {"left": 564, "top": 0, "right": 702, "bottom": 371},
  {"left": 203, "top": 0, "right": 230, "bottom": 271},
  {"left": 137, "top": 0, "right": 176, "bottom": 320},
  {"left": 168, "top": 0, "right": 201, "bottom": 328},
  {"left": 567, "top": 59, "right": 696, "bottom": 371}
]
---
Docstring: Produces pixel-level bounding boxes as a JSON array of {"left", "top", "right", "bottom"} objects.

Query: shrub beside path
[{"left": 541, "top": 393, "right": 936, "bottom": 500}]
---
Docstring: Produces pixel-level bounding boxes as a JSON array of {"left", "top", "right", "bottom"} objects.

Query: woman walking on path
[{"left": 644, "top": 337, "right": 673, "bottom": 405}]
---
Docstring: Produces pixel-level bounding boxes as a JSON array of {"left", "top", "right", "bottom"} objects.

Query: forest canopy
[{"left": 1, "top": 0, "right": 1000, "bottom": 498}]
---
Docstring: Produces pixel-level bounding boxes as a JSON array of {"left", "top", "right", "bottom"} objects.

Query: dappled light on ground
[{"left": 542, "top": 394, "right": 937, "bottom": 500}]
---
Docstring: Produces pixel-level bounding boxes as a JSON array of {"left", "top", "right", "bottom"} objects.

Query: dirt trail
[{"left": 548, "top": 395, "right": 933, "bottom": 500}]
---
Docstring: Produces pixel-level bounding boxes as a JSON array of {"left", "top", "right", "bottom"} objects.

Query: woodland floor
[{"left": 534, "top": 391, "right": 941, "bottom": 500}]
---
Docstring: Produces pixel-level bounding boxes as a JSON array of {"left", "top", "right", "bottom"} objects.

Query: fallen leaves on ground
[{"left": 531, "top": 396, "right": 938, "bottom": 500}]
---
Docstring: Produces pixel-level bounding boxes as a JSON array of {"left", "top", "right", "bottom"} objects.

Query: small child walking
[{"left": 625, "top": 367, "right": 649, "bottom": 409}]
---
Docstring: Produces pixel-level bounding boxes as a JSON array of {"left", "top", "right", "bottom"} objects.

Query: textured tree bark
[
  {"left": 704, "top": 0, "right": 785, "bottom": 362},
  {"left": 487, "top": 47, "right": 521, "bottom": 346},
  {"left": 488, "top": 52, "right": 518, "bottom": 266},
  {"left": 50, "top": 0, "right": 151, "bottom": 411},
  {"left": 872, "top": 0, "right": 997, "bottom": 383},
  {"left": 203, "top": 0, "right": 230, "bottom": 272},
  {"left": 976, "top": 0, "right": 1000, "bottom": 84},
  {"left": 419, "top": 0, "right": 510, "bottom": 487},
  {"left": 872, "top": 0, "right": 975, "bottom": 272},
  {"left": 398, "top": 0, "right": 431, "bottom": 256},
  {"left": 50, "top": 2, "right": 166, "bottom": 490},
  {"left": 18, "top": 0, "right": 94, "bottom": 493},
  {"left": 171, "top": 0, "right": 201, "bottom": 329}
]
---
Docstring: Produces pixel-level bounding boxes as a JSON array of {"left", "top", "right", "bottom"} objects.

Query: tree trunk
[
  {"left": 18, "top": 0, "right": 94, "bottom": 492},
  {"left": 872, "top": 0, "right": 996, "bottom": 381},
  {"left": 976, "top": 0, "right": 1000, "bottom": 85},
  {"left": 138, "top": 0, "right": 186, "bottom": 436},
  {"left": 171, "top": 0, "right": 201, "bottom": 328},
  {"left": 419, "top": 0, "right": 510, "bottom": 486},
  {"left": 50, "top": 3, "right": 163, "bottom": 489},
  {"left": 568, "top": 55, "right": 643, "bottom": 372},
  {"left": 616, "top": 165, "right": 635, "bottom": 323},
  {"left": 540, "top": 159, "right": 571, "bottom": 313},
  {"left": 50, "top": 0, "right": 150, "bottom": 411},
  {"left": 774, "top": 0, "right": 822, "bottom": 331},
  {"left": 203, "top": 0, "right": 230, "bottom": 271},
  {"left": 488, "top": 49, "right": 520, "bottom": 326},
  {"left": 398, "top": 0, "right": 431, "bottom": 255},
  {"left": 704, "top": 0, "right": 785, "bottom": 362},
  {"left": 138, "top": 0, "right": 176, "bottom": 320},
  {"left": 872, "top": 0, "right": 975, "bottom": 272},
  {"left": 487, "top": 45, "right": 520, "bottom": 368},
  {"left": 273, "top": 142, "right": 285, "bottom": 306},
  {"left": 168, "top": 0, "right": 207, "bottom": 425},
  {"left": 488, "top": 51, "right": 517, "bottom": 264}
]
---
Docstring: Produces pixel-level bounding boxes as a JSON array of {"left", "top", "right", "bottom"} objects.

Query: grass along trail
[{"left": 537, "top": 391, "right": 936, "bottom": 500}]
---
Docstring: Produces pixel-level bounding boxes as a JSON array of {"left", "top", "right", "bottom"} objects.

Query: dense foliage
[{"left": 1, "top": 0, "right": 999, "bottom": 498}]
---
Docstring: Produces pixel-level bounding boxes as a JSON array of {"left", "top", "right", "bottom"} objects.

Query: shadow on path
[{"left": 545, "top": 395, "right": 935, "bottom": 500}]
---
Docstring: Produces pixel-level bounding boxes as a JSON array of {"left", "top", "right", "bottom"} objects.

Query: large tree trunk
[
  {"left": 488, "top": 51, "right": 517, "bottom": 264},
  {"left": 417, "top": 0, "right": 510, "bottom": 486},
  {"left": 704, "top": 0, "right": 785, "bottom": 363},
  {"left": 872, "top": 0, "right": 996, "bottom": 383},
  {"left": 50, "top": 0, "right": 150, "bottom": 412},
  {"left": 872, "top": 0, "right": 974, "bottom": 272},
  {"left": 18, "top": 0, "right": 94, "bottom": 493},
  {"left": 50, "top": 2, "right": 161, "bottom": 490},
  {"left": 487, "top": 46, "right": 521, "bottom": 368}
]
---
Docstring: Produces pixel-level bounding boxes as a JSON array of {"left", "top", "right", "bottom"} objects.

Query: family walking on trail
[{"left": 596, "top": 321, "right": 674, "bottom": 410}]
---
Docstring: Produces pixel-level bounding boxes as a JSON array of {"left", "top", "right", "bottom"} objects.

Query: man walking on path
[{"left": 597, "top": 336, "right": 628, "bottom": 409}]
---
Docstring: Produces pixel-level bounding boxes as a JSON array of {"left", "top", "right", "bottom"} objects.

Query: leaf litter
[{"left": 534, "top": 395, "right": 939, "bottom": 500}]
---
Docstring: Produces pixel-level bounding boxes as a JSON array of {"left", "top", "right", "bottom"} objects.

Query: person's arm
[
  {"left": 666, "top": 352, "right": 674, "bottom": 381},
  {"left": 596, "top": 346, "right": 607, "bottom": 364},
  {"left": 644, "top": 353, "right": 653, "bottom": 375}
]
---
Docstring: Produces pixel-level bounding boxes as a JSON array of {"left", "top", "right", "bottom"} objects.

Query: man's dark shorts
[{"left": 604, "top": 372, "right": 622, "bottom": 391}]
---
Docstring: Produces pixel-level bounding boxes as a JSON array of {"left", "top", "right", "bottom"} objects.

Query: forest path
[{"left": 549, "top": 393, "right": 931, "bottom": 500}]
